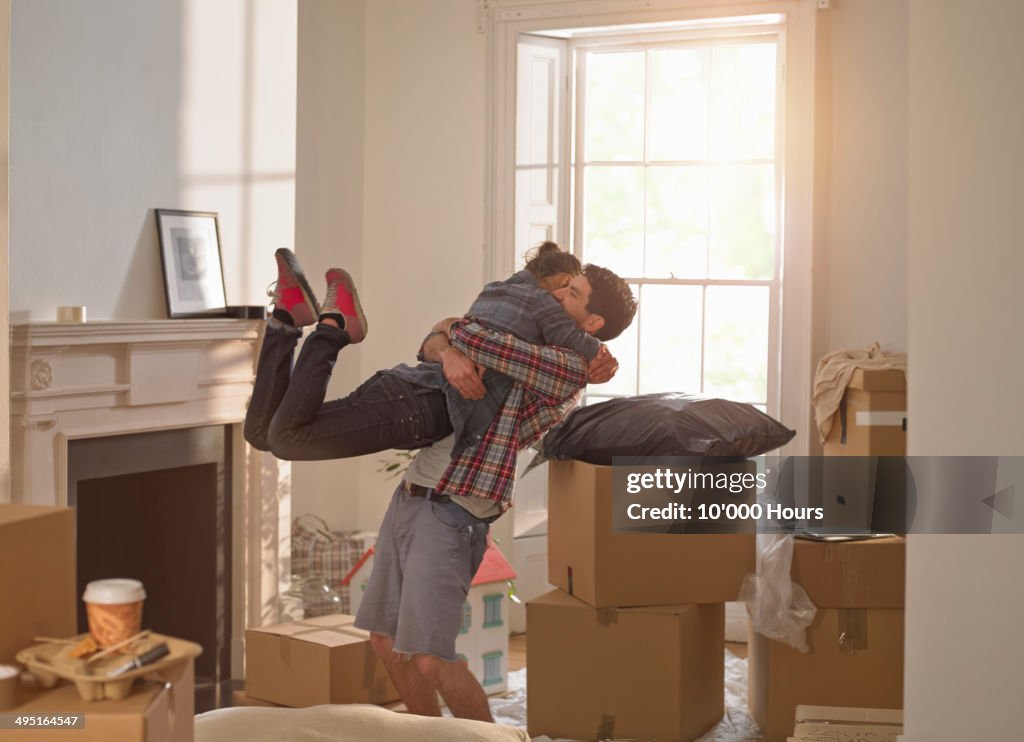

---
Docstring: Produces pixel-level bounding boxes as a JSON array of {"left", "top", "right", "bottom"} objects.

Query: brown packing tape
[
  {"left": 596, "top": 608, "right": 618, "bottom": 627},
  {"left": 274, "top": 622, "right": 365, "bottom": 642},
  {"left": 277, "top": 634, "right": 292, "bottom": 666},
  {"left": 596, "top": 714, "right": 615, "bottom": 741},
  {"left": 839, "top": 546, "right": 862, "bottom": 606},
  {"left": 166, "top": 676, "right": 179, "bottom": 730},
  {"left": 838, "top": 608, "right": 868, "bottom": 654}
]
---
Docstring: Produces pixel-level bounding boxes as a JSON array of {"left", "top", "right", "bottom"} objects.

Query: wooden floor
[{"left": 509, "top": 630, "right": 745, "bottom": 671}]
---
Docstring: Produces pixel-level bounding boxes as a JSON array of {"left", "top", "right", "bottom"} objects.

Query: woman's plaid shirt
[{"left": 433, "top": 318, "right": 589, "bottom": 512}]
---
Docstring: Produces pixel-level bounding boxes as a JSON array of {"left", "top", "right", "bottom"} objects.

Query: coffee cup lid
[{"left": 82, "top": 579, "right": 146, "bottom": 604}]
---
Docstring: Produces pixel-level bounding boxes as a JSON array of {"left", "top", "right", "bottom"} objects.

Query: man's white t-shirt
[{"left": 404, "top": 434, "right": 503, "bottom": 520}]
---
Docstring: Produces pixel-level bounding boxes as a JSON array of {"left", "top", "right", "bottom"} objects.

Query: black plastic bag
[{"left": 539, "top": 393, "right": 796, "bottom": 464}]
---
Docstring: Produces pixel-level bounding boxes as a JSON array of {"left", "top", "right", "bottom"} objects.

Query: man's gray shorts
[{"left": 354, "top": 483, "right": 490, "bottom": 661}]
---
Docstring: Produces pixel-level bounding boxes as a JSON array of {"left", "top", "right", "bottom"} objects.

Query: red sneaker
[
  {"left": 269, "top": 248, "right": 319, "bottom": 327},
  {"left": 322, "top": 268, "right": 367, "bottom": 343}
]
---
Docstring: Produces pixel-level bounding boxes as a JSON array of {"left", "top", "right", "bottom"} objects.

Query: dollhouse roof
[{"left": 471, "top": 538, "right": 517, "bottom": 587}]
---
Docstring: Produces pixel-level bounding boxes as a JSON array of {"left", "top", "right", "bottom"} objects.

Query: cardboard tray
[{"left": 16, "top": 633, "right": 202, "bottom": 702}]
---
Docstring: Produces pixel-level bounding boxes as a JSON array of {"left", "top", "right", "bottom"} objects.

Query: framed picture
[{"left": 155, "top": 209, "right": 229, "bottom": 318}]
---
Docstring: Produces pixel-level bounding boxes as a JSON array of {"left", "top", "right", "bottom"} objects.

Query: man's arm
[
  {"left": 446, "top": 319, "right": 588, "bottom": 405},
  {"left": 420, "top": 318, "right": 486, "bottom": 401},
  {"left": 421, "top": 316, "right": 618, "bottom": 400}
]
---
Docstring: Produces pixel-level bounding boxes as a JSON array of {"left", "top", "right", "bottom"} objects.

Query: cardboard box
[
  {"left": 749, "top": 537, "right": 905, "bottom": 742},
  {"left": 548, "top": 460, "right": 755, "bottom": 607},
  {"left": 0, "top": 505, "right": 76, "bottom": 665},
  {"left": 824, "top": 368, "right": 906, "bottom": 456},
  {"left": 749, "top": 610, "right": 904, "bottom": 742},
  {"left": 4, "top": 660, "right": 194, "bottom": 742},
  {"left": 527, "top": 590, "right": 724, "bottom": 742},
  {"left": 790, "top": 704, "right": 903, "bottom": 741},
  {"left": 231, "top": 689, "right": 284, "bottom": 707},
  {"left": 245, "top": 614, "right": 399, "bottom": 707},
  {"left": 791, "top": 536, "right": 905, "bottom": 608}
]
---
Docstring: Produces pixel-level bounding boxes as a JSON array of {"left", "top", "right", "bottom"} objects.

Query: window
[
  {"left": 483, "top": 594, "right": 504, "bottom": 628},
  {"left": 492, "top": 3, "right": 816, "bottom": 538},
  {"left": 460, "top": 601, "right": 471, "bottom": 635},
  {"left": 514, "top": 18, "right": 784, "bottom": 415},
  {"left": 483, "top": 651, "right": 504, "bottom": 686}
]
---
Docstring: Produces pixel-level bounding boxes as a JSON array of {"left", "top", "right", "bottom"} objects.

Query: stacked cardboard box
[
  {"left": 823, "top": 368, "right": 907, "bottom": 456},
  {"left": 527, "top": 460, "right": 756, "bottom": 741},
  {"left": 748, "top": 536, "right": 905, "bottom": 742},
  {"left": 6, "top": 661, "right": 195, "bottom": 742},
  {"left": 0, "top": 505, "right": 76, "bottom": 665},
  {"left": 2, "top": 504, "right": 196, "bottom": 742}
]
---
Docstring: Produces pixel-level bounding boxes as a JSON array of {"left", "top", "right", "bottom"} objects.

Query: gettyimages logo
[{"left": 610, "top": 456, "right": 1022, "bottom": 535}]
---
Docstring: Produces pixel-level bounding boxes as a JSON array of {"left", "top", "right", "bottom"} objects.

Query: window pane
[
  {"left": 484, "top": 654, "right": 501, "bottom": 683},
  {"left": 710, "top": 43, "right": 777, "bottom": 161},
  {"left": 583, "top": 166, "right": 644, "bottom": 277},
  {"left": 588, "top": 282, "right": 639, "bottom": 397},
  {"left": 649, "top": 48, "right": 708, "bottom": 161},
  {"left": 709, "top": 164, "right": 775, "bottom": 279},
  {"left": 645, "top": 166, "right": 708, "bottom": 279},
  {"left": 638, "top": 285, "right": 703, "bottom": 394},
  {"left": 704, "top": 286, "right": 768, "bottom": 403},
  {"left": 585, "top": 51, "right": 645, "bottom": 162}
]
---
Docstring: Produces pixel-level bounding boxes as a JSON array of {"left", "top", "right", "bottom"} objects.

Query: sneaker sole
[
  {"left": 332, "top": 268, "right": 368, "bottom": 343},
  {"left": 276, "top": 248, "right": 319, "bottom": 327}
]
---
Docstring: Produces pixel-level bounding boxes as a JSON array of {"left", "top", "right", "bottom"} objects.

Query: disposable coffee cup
[
  {"left": 0, "top": 664, "right": 20, "bottom": 710},
  {"left": 83, "top": 579, "right": 146, "bottom": 648}
]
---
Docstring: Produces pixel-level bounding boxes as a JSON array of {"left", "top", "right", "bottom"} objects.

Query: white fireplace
[{"left": 8, "top": 319, "right": 290, "bottom": 681}]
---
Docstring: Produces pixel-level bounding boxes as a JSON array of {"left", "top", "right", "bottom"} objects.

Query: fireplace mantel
[{"left": 8, "top": 319, "right": 289, "bottom": 680}]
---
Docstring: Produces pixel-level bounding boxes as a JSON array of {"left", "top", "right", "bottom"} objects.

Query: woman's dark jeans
[{"left": 244, "top": 321, "right": 452, "bottom": 461}]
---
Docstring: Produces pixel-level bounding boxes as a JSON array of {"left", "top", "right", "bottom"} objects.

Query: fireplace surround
[{"left": 8, "top": 319, "right": 291, "bottom": 684}]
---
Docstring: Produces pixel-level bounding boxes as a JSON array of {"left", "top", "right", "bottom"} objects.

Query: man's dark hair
[
  {"left": 583, "top": 264, "right": 637, "bottom": 341},
  {"left": 524, "top": 241, "right": 582, "bottom": 279}
]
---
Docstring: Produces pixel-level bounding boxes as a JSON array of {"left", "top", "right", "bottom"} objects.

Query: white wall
[
  {"left": 822, "top": 0, "right": 908, "bottom": 354},
  {"left": 290, "top": 0, "right": 909, "bottom": 542},
  {"left": 904, "top": 0, "right": 1024, "bottom": 738},
  {"left": 291, "top": 0, "right": 487, "bottom": 530},
  {"left": 292, "top": 0, "right": 367, "bottom": 526},
  {"left": 358, "top": 0, "right": 487, "bottom": 528},
  {"left": 9, "top": 0, "right": 296, "bottom": 321}
]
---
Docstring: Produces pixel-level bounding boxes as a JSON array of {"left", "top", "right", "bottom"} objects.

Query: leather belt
[{"left": 403, "top": 481, "right": 449, "bottom": 502}]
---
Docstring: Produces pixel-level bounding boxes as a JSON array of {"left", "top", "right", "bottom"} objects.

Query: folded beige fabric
[
  {"left": 812, "top": 342, "right": 907, "bottom": 444},
  {"left": 195, "top": 704, "right": 530, "bottom": 742}
]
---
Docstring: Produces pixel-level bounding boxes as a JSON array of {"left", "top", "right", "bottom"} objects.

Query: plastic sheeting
[{"left": 739, "top": 534, "right": 817, "bottom": 652}]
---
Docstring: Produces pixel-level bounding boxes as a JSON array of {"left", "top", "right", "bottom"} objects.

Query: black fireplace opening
[{"left": 68, "top": 426, "right": 232, "bottom": 710}]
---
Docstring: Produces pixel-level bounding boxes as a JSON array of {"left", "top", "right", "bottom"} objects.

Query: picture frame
[{"left": 155, "top": 209, "right": 229, "bottom": 318}]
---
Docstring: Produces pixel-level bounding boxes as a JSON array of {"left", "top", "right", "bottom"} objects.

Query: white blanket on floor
[{"left": 195, "top": 703, "right": 530, "bottom": 742}]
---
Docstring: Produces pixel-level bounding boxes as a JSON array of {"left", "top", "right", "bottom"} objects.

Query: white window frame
[
  {"left": 483, "top": 0, "right": 818, "bottom": 456},
  {"left": 570, "top": 29, "right": 782, "bottom": 410}
]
